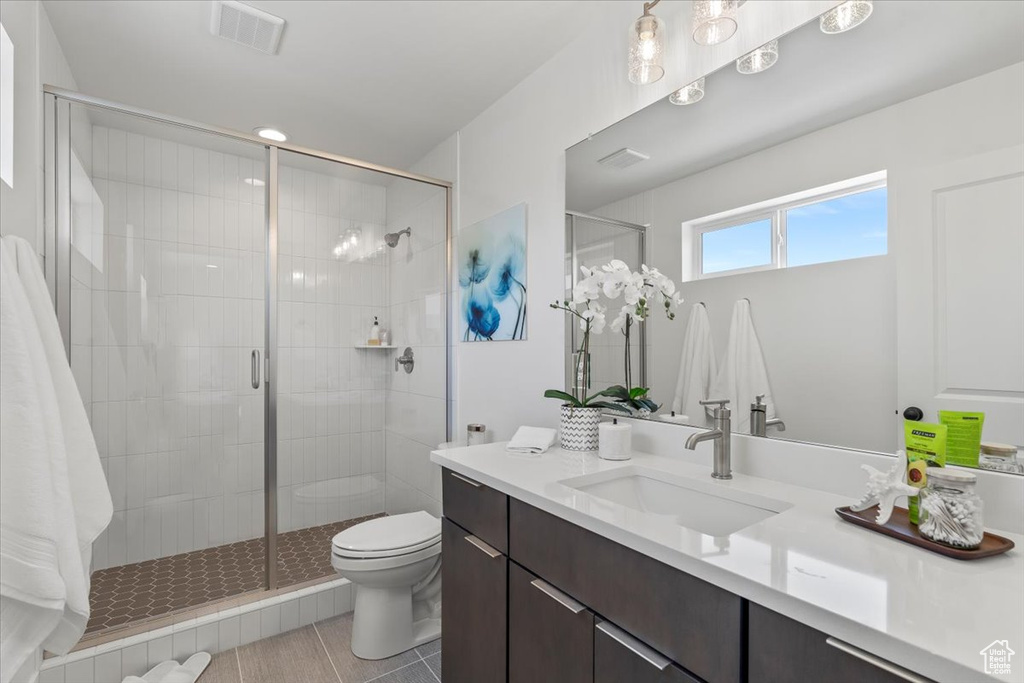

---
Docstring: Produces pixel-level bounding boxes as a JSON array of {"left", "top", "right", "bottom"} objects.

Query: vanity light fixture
[
  {"left": 736, "top": 39, "right": 778, "bottom": 75},
  {"left": 669, "top": 77, "right": 705, "bottom": 105},
  {"left": 820, "top": 0, "right": 873, "bottom": 34},
  {"left": 628, "top": 0, "right": 666, "bottom": 85},
  {"left": 253, "top": 126, "right": 287, "bottom": 142},
  {"left": 692, "top": 1, "right": 740, "bottom": 46}
]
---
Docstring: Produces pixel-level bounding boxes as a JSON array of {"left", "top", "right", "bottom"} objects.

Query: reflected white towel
[
  {"left": 711, "top": 299, "right": 775, "bottom": 434},
  {"left": 0, "top": 240, "right": 72, "bottom": 683},
  {"left": 506, "top": 427, "right": 557, "bottom": 454},
  {"left": 671, "top": 304, "right": 717, "bottom": 426}
]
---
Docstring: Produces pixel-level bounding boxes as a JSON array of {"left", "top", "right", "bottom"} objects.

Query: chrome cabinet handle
[
  {"left": 464, "top": 535, "right": 501, "bottom": 559},
  {"left": 251, "top": 349, "right": 261, "bottom": 389},
  {"left": 596, "top": 621, "right": 671, "bottom": 671},
  {"left": 530, "top": 578, "right": 586, "bottom": 615},
  {"left": 826, "top": 638, "right": 929, "bottom": 683},
  {"left": 449, "top": 471, "right": 482, "bottom": 488}
]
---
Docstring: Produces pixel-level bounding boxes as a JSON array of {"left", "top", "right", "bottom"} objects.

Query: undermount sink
[{"left": 560, "top": 466, "right": 792, "bottom": 537}]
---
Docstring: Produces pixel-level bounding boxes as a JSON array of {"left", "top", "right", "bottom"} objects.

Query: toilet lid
[{"left": 332, "top": 511, "right": 441, "bottom": 557}]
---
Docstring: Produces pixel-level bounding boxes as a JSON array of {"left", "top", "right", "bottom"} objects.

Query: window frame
[{"left": 688, "top": 171, "right": 887, "bottom": 280}]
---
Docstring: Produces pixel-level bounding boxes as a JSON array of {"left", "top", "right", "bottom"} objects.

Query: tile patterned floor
[
  {"left": 197, "top": 614, "right": 441, "bottom": 683},
  {"left": 87, "top": 514, "right": 385, "bottom": 636}
]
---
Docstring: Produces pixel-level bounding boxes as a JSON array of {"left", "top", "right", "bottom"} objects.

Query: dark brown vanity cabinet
[
  {"left": 440, "top": 467, "right": 934, "bottom": 683},
  {"left": 509, "top": 563, "right": 595, "bottom": 683},
  {"left": 748, "top": 603, "right": 936, "bottom": 683}
]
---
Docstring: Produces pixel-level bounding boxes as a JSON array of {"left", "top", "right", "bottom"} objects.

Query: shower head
[{"left": 384, "top": 227, "right": 411, "bottom": 248}]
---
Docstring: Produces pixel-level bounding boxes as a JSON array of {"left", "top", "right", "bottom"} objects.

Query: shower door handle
[{"left": 251, "top": 350, "right": 261, "bottom": 389}]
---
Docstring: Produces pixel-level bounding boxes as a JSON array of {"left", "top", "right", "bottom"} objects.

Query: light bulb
[
  {"left": 669, "top": 77, "right": 705, "bottom": 105},
  {"left": 628, "top": 10, "right": 665, "bottom": 85},
  {"left": 736, "top": 40, "right": 778, "bottom": 75}
]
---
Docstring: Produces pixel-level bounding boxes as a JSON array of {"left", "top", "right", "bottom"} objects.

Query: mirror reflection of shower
[{"left": 384, "top": 227, "right": 411, "bottom": 248}]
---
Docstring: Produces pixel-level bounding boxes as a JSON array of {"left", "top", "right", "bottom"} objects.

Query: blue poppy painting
[{"left": 459, "top": 203, "right": 527, "bottom": 341}]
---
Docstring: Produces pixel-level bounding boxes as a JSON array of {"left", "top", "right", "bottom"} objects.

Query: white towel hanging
[
  {"left": 672, "top": 303, "right": 717, "bottom": 426},
  {"left": 711, "top": 299, "right": 776, "bottom": 434}
]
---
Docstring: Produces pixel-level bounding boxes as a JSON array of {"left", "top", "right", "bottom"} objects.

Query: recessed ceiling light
[
  {"left": 254, "top": 127, "right": 287, "bottom": 142},
  {"left": 243, "top": 177, "right": 265, "bottom": 186}
]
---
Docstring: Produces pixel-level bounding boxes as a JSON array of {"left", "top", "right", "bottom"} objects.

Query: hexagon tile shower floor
[{"left": 85, "top": 514, "right": 385, "bottom": 637}]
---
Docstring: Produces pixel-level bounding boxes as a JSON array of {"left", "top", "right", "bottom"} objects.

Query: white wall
[
  {"left": 0, "top": 0, "right": 76, "bottom": 252},
  {"left": 454, "top": 1, "right": 836, "bottom": 439},
  {"left": 588, "top": 62, "right": 1024, "bottom": 453}
]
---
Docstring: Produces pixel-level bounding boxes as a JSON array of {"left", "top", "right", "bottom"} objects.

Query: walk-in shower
[
  {"left": 384, "top": 227, "right": 411, "bottom": 248},
  {"left": 43, "top": 87, "right": 452, "bottom": 642}
]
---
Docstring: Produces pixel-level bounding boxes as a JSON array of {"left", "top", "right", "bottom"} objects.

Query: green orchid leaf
[
  {"left": 628, "top": 387, "right": 650, "bottom": 400},
  {"left": 586, "top": 401, "right": 633, "bottom": 415},
  {"left": 636, "top": 398, "right": 660, "bottom": 412},
  {"left": 592, "top": 385, "right": 630, "bottom": 401},
  {"left": 544, "top": 389, "right": 582, "bottom": 406}
]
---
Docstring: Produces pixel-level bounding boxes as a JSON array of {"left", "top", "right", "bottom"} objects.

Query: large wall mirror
[{"left": 564, "top": 1, "right": 1024, "bottom": 473}]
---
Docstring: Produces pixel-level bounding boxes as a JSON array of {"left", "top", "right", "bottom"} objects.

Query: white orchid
[{"left": 580, "top": 305, "right": 607, "bottom": 334}]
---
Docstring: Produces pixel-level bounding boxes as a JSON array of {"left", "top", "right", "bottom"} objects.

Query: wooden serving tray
[{"left": 835, "top": 505, "right": 1015, "bottom": 560}]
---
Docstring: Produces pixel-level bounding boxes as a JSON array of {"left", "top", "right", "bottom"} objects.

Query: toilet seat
[{"left": 332, "top": 511, "right": 441, "bottom": 560}]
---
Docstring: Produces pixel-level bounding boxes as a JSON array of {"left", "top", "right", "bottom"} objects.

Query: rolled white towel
[{"left": 506, "top": 427, "right": 557, "bottom": 454}]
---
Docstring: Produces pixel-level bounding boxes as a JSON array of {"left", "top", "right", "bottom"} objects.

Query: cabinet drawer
[
  {"left": 441, "top": 518, "right": 507, "bottom": 683},
  {"left": 510, "top": 499, "right": 742, "bottom": 683},
  {"left": 509, "top": 562, "right": 594, "bottom": 683},
  {"left": 748, "top": 603, "right": 935, "bottom": 683},
  {"left": 442, "top": 467, "right": 508, "bottom": 553},
  {"left": 595, "top": 620, "right": 702, "bottom": 683}
]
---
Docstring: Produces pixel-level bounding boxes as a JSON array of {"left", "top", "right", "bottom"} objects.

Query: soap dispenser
[{"left": 368, "top": 316, "right": 381, "bottom": 346}]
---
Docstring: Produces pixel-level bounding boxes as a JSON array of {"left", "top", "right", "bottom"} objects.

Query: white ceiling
[
  {"left": 567, "top": 0, "right": 1024, "bottom": 212},
  {"left": 43, "top": 0, "right": 605, "bottom": 172}
]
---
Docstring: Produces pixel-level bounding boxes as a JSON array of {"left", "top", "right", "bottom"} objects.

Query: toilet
[{"left": 331, "top": 511, "right": 442, "bottom": 660}]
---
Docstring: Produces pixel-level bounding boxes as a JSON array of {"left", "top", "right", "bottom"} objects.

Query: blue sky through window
[
  {"left": 786, "top": 187, "right": 888, "bottom": 266},
  {"left": 702, "top": 218, "right": 772, "bottom": 273}
]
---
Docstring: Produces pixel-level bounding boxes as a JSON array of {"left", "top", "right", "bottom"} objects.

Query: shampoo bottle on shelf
[{"left": 368, "top": 316, "right": 381, "bottom": 346}]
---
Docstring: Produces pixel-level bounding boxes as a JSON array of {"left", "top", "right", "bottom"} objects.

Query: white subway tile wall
[{"left": 383, "top": 179, "right": 448, "bottom": 517}]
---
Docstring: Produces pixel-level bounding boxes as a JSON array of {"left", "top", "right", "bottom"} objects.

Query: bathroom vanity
[{"left": 432, "top": 443, "right": 1023, "bottom": 683}]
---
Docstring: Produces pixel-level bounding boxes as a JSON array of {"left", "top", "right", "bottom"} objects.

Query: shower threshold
[{"left": 85, "top": 513, "right": 384, "bottom": 640}]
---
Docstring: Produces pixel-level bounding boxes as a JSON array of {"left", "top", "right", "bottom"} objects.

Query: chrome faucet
[
  {"left": 685, "top": 399, "right": 732, "bottom": 480},
  {"left": 750, "top": 394, "right": 786, "bottom": 437}
]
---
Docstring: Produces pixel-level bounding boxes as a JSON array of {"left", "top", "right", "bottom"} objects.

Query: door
[
  {"left": 441, "top": 518, "right": 507, "bottom": 683},
  {"left": 509, "top": 562, "right": 594, "bottom": 683},
  {"left": 896, "top": 145, "right": 1024, "bottom": 446}
]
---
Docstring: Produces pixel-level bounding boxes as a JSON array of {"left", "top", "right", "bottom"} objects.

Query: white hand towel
[
  {"left": 5, "top": 236, "right": 111, "bottom": 654},
  {"left": 711, "top": 299, "right": 775, "bottom": 434},
  {"left": 0, "top": 240, "right": 81, "bottom": 683},
  {"left": 506, "top": 427, "right": 557, "bottom": 454},
  {"left": 671, "top": 303, "right": 718, "bottom": 426}
]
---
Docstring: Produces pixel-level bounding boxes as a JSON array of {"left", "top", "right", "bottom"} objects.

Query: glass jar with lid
[
  {"left": 918, "top": 468, "right": 984, "bottom": 549},
  {"left": 978, "top": 442, "right": 1023, "bottom": 474}
]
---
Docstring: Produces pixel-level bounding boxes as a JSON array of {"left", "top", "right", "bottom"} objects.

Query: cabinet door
[
  {"left": 595, "top": 621, "right": 701, "bottom": 683},
  {"left": 442, "top": 518, "right": 507, "bottom": 683},
  {"left": 509, "top": 563, "right": 594, "bottom": 683},
  {"left": 749, "top": 603, "right": 935, "bottom": 683}
]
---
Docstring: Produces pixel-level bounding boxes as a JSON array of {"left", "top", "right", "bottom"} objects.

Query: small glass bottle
[
  {"left": 978, "top": 442, "right": 1023, "bottom": 474},
  {"left": 467, "top": 424, "right": 488, "bottom": 446},
  {"left": 918, "top": 468, "right": 984, "bottom": 549}
]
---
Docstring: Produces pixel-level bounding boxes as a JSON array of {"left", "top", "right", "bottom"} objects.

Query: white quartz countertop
[{"left": 430, "top": 443, "right": 1024, "bottom": 683}]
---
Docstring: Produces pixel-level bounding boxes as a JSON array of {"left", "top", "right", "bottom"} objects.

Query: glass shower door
[{"left": 61, "top": 99, "right": 269, "bottom": 634}]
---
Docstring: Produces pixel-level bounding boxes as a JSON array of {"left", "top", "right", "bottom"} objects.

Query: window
[{"left": 689, "top": 172, "right": 887, "bottom": 279}]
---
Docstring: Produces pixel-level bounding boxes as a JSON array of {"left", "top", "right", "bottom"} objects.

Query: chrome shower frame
[{"left": 43, "top": 85, "right": 454, "bottom": 592}]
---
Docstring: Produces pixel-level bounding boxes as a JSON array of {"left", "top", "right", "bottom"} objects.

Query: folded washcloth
[{"left": 506, "top": 427, "right": 557, "bottom": 454}]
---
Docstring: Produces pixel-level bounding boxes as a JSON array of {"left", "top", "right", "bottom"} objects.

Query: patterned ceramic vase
[{"left": 559, "top": 405, "right": 602, "bottom": 451}]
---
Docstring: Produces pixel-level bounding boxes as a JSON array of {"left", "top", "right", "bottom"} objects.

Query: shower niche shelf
[{"left": 354, "top": 344, "right": 398, "bottom": 349}]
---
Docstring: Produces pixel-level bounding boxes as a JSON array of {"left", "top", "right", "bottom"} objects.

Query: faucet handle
[{"left": 699, "top": 399, "right": 730, "bottom": 407}]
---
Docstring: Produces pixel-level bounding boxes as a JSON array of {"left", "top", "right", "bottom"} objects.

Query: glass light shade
[
  {"left": 820, "top": 0, "right": 873, "bottom": 34},
  {"left": 736, "top": 40, "right": 778, "bottom": 75},
  {"left": 628, "top": 13, "right": 666, "bottom": 85},
  {"left": 692, "top": 0, "right": 739, "bottom": 46},
  {"left": 669, "top": 77, "right": 705, "bottom": 105}
]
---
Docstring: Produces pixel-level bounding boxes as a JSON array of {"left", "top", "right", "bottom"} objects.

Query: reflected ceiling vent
[
  {"left": 597, "top": 148, "right": 650, "bottom": 169},
  {"left": 211, "top": 1, "right": 285, "bottom": 55}
]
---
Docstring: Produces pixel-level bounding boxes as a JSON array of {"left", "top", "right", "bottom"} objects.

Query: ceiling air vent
[
  {"left": 211, "top": 1, "right": 285, "bottom": 55},
  {"left": 597, "top": 148, "right": 650, "bottom": 170}
]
